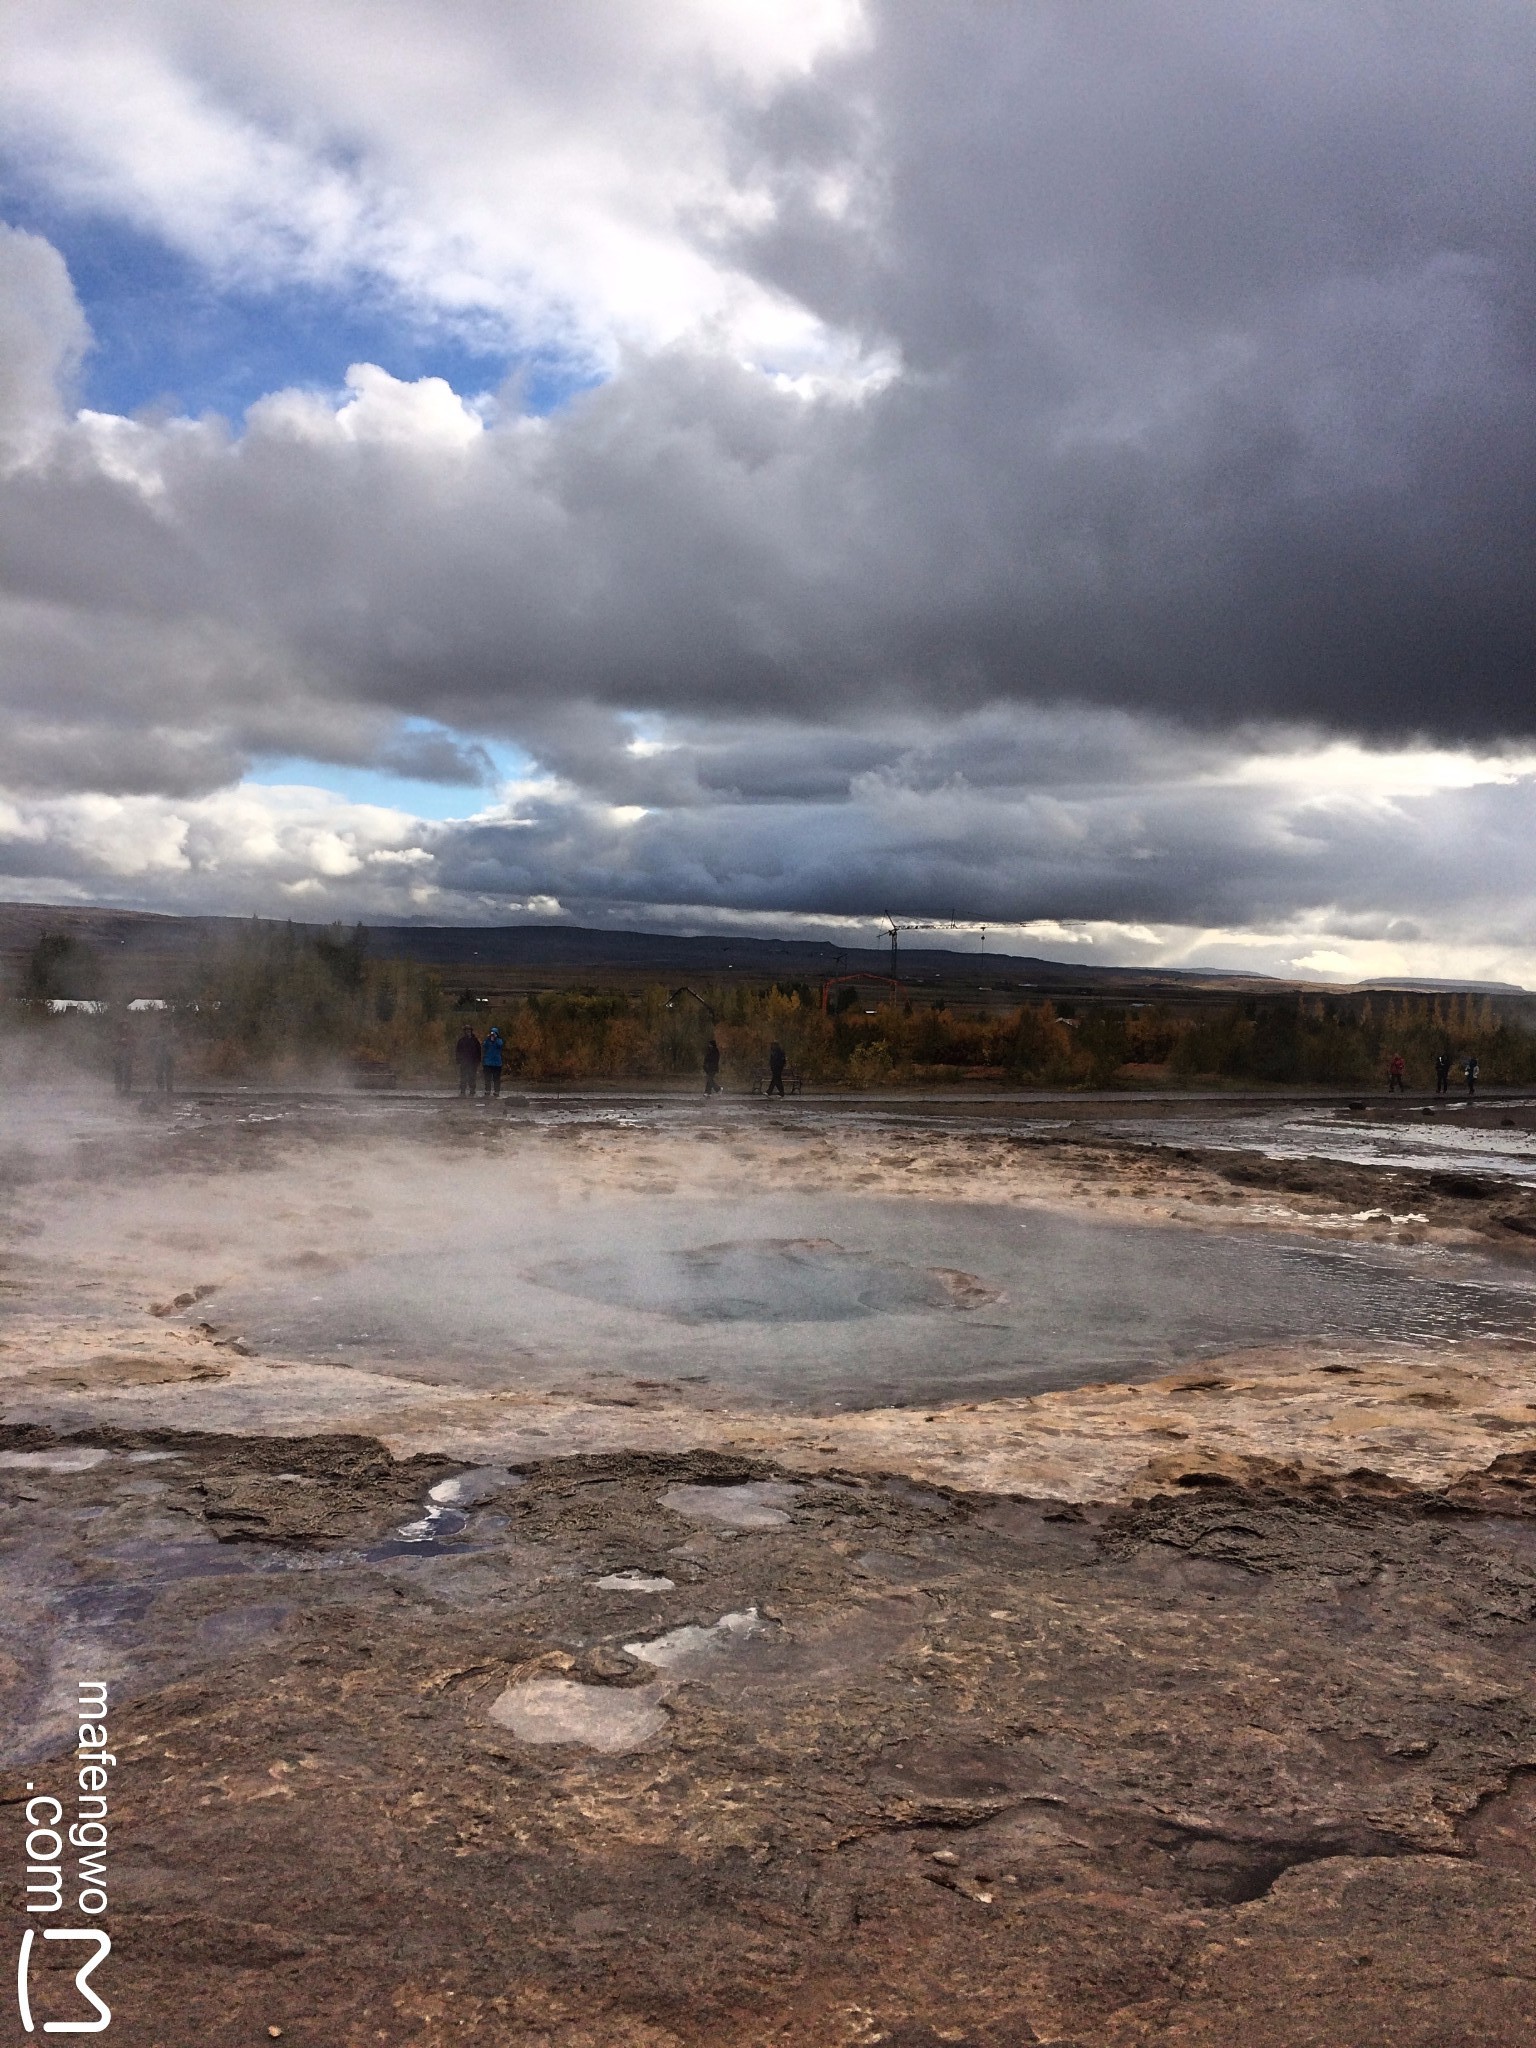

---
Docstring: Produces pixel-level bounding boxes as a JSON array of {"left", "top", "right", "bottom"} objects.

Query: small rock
[
  {"left": 931, "top": 1849, "right": 959, "bottom": 1866},
  {"left": 577, "top": 1646, "right": 646, "bottom": 1685}
]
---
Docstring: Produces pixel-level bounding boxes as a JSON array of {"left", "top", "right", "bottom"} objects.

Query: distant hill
[
  {"left": 0, "top": 901, "right": 1285, "bottom": 1000},
  {"left": 1358, "top": 977, "right": 1528, "bottom": 995},
  {"left": 1, "top": 901, "right": 1521, "bottom": 1002}
]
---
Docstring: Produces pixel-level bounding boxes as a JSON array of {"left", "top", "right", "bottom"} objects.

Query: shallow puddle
[
  {"left": 1120, "top": 1103, "right": 1536, "bottom": 1185},
  {"left": 487, "top": 1677, "right": 670, "bottom": 1753},
  {"left": 624, "top": 1607, "right": 770, "bottom": 1674},
  {"left": 660, "top": 1482, "right": 800, "bottom": 1529}
]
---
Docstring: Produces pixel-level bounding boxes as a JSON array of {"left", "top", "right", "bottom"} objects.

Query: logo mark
[{"left": 16, "top": 1928, "right": 112, "bottom": 2034}]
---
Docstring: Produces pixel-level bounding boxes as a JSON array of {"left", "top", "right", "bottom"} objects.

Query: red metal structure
[{"left": 820, "top": 973, "right": 902, "bottom": 1012}]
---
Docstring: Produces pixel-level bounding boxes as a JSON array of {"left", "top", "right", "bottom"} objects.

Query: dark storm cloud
[
  {"left": 3, "top": 2, "right": 1533, "bottom": 770},
  {"left": 1, "top": 3, "right": 1535, "bottom": 956},
  {"left": 417, "top": 726, "right": 1536, "bottom": 936},
  {"left": 723, "top": 0, "right": 1536, "bottom": 736}
]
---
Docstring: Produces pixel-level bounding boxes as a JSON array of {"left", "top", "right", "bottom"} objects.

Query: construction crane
[
  {"left": 666, "top": 986, "right": 716, "bottom": 1024},
  {"left": 879, "top": 912, "right": 985, "bottom": 987}
]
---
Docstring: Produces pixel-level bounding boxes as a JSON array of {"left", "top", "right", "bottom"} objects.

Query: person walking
[
  {"left": 765, "top": 1039, "right": 786, "bottom": 1098},
  {"left": 1463, "top": 1054, "right": 1479, "bottom": 1100},
  {"left": 481, "top": 1024, "right": 505, "bottom": 1098},
  {"left": 1387, "top": 1052, "right": 1406, "bottom": 1093},
  {"left": 1434, "top": 1050, "right": 1451, "bottom": 1095},
  {"left": 113, "top": 1019, "right": 135, "bottom": 1096},
  {"left": 703, "top": 1037, "right": 722, "bottom": 1095},
  {"left": 455, "top": 1023, "right": 482, "bottom": 1097}
]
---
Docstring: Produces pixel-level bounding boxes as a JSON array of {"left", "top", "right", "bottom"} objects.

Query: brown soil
[{"left": 4, "top": 1426, "right": 1536, "bottom": 2047}]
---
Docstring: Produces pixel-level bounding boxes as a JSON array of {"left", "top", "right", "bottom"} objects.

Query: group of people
[
  {"left": 703, "top": 1036, "right": 787, "bottom": 1096},
  {"left": 452, "top": 1023, "right": 792, "bottom": 1099},
  {"left": 1387, "top": 1050, "right": 1481, "bottom": 1096},
  {"left": 454, "top": 1023, "right": 506, "bottom": 1097},
  {"left": 452, "top": 1029, "right": 1489, "bottom": 1102},
  {"left": 112, "top": 1017, "right": 176, "bottom": 1095}
]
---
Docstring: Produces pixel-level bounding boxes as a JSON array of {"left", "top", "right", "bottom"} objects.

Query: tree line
[{"left": 8, "top": 922, "right": 1533, "bottom": 1089}]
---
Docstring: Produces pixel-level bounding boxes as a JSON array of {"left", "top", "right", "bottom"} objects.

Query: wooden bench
[{"left": 749, "top": 1067, "right": 804, "bottom": 1095}]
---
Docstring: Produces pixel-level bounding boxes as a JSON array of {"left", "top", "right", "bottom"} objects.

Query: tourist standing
[
  {"left": 113, "top": 1020, "right": 134, "bottom": 1095},
  {"left": 1463, "top": 1054, "right": 1479, "bottom": 1100},
  {"left": 1434, "top": 1050, "right": 1451, "bottom": 1094},
  {"left": 703, "top": 1037, "right": 722, "bottom": 1095},
  {"left": 1387, "top": 1052, "right": 1406, "bottom": 1093},
  {"left": 152, "top": 1013, "right": 175, "bottom": 1094},
  {"left": 455, "top": 1024, "right": 482, "bottom": 1097},
  {"left": 766, "top": 1040, "right": 786, "bottom": 1098},
  {"left": 481, "top": 1025, "right": 505, "bottom": 1098}
]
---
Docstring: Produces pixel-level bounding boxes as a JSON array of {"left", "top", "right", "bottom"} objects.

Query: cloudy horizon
[{"left": 2, "top": 1, "right": 1534, "bottom": 983}]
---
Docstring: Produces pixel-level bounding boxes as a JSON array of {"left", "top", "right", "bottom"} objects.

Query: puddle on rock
[
  {"left": 371, "top": 1466, "right": 520, "bottom": 1558},
  {"left": 595, "top": 1570, "right": 676, "bottom": 1592},
  {"left": 0, "top": 1449, "right": 110, "bottom": 1473},
  {"left": 427, "top": 1466, "right": 517, "bottom": 1507},
  {"left": 660, "top": 1482, "right": 801, "bottom": 1530},
  {"left": 487, "top": 1677, "right": 670, "bottom": 1753},
  {"left": 624, "top": 1607, "right": 771, "bottom": 1674}
]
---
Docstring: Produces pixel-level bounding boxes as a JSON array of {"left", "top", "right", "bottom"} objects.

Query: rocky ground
[
  {"left": 3, "top": 1096, "right": 1535, "bottom": 2044},
  {"left": 3, "top": 1424, "right": 1535, "bottom": 2046}
]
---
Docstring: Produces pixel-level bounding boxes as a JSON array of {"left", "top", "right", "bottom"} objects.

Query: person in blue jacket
[{"left": 481, "top": 1024, "right": 505, "bottom": 1098}]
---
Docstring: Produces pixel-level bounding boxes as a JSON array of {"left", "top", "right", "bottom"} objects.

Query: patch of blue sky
[
  {"left": 246, "top": 739, "right": 536, "bottom": 821},
  {"left": 1, "top": 185, "right": 603, "bottom": 422}
]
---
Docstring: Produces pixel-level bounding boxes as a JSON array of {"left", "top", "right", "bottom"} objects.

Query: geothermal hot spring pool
[
  {"left": 7, "top": 1096, "right": 1536, "bottom": 1415},
  {"left": 215, "top": 1187, "right": 1536, "bottom": 1411}
]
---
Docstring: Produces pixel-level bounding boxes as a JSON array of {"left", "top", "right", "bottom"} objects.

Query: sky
[{"left": 1, "top": 0, "right": 1534, "bottom": 982}]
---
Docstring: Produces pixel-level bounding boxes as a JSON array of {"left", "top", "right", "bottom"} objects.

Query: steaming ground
[
  {"left": 5, "top": 1090, "right": 1536, "bottom": 1420},
  {"left": 4, "top": 1090, "right": 1536, "bottom": 2042}
]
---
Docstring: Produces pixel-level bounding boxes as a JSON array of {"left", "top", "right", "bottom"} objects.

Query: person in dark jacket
[
  {"left": 481, "top": 1024, "right": 505, "bottom": 1098},
  {"left": 1434, "top": 1050, "right": 1452, "bottom": 1094},
  {"left": 1463, "top": 1054, "right": 1480, "bottom": 1100},
  {"left": 455, "top": 1025, "right": 482, "bottom": 1097},
  {"left": 703, "top": 1037, "right": 722, "bottom": 1095},
  {"left": 766, "top": 1040, "right": 787, "bottom": 1098}
]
